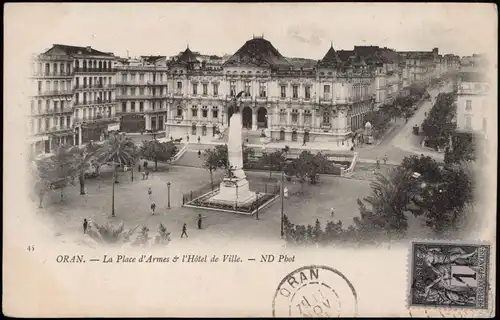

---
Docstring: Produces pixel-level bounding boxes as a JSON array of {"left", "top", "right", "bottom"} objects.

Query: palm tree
[
  {"left": 357, "top": 167, "right": 412, "bottom": 242},
  {"left": 50, "top": 145, "right": 78, "bottom": 202},
  {"left": 97, "top": 134, "right": 138, "bottom": 217},
  {"left": 72, "top": 142, "right": 102, "bottom": 195}
]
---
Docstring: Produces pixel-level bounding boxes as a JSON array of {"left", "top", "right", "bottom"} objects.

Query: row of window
[
  {"left": 31, "top": 99, "right": 70, "bottom": 114},
  {"left": 119, "top": 86, "right": 168, "bottom": 96},
  {"left": 120, "top": 72, "right": 167, "bottom": 83},
  {"left": 75, "top": 76, "right": 113, "bottom": 88},
  {"left": 74, "top": 60, "right": 112, "bottom": 71},
  {"left": 30, "top": 116, "right": 71, "bottom": 133},
  {"left": 75, "top": 91, "right": 113, "bottom": 105},
  {"left": 75, "top": 106, "right": 112, "bottom": 120},
  {"left": 34, "top": 62, "right": 73, "bottom": 76},
  {"left": 121, "top": 101, "right": 165, "bottom": 113},
  {"left": 192, "top": 83, "right": 218, "bottom": 96}
]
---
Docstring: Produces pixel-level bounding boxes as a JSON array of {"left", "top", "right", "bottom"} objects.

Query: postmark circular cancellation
[{"left": 272, "top": 265, "right": 358, "bottom": 317}]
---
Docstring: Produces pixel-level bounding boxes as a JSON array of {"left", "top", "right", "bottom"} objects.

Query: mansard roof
[
  {"left": 43, "top": 44, "right": 114, "bottom": 57},
  {"left": 177, "top": 47, "right": 198, "bottom": 63},
  {"left": 223, "top": 37, "right": 291, "bottom": 69},
  {"left": 318, "top": 44, "right": 342, "bottom": 68},
  {"left": 140, "top": 55, "right": 166, "bottom": 64}
]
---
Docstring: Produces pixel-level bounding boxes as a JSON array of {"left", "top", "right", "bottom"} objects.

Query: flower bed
[{"left": 186, "top": 191, "right": 277, "bottom": 214}]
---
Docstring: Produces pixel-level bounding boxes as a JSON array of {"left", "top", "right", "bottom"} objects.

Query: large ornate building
[
  {"left": 28, "top": 38, "right": 456, "bottom": 156},
  {"left": 29, "top": 44, "right": 118, "bottom": 156},
  {"left": 163, "top": 37, "right": 408, "bottom": 148}
]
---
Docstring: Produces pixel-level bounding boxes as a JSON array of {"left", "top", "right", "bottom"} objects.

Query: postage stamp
[
  {"left": 272, "top": 265, "right": 358, "bottom": 317},
  {"left": 409, "top": 241, "right": 490, "bottom": 309}
]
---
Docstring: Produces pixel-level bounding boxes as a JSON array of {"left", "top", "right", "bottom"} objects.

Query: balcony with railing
[
  {"left": 31, "top": 106, "right": 74, "bottom": 116},
  {"left": 74, "top": 114, "right": 119, "bottom": 124},
  {"left": 35, "top": 89, "right": 74, "bottom": 97},
  {"left": 74, "top": 67, "right": 117, "bottom": 74},
  {"left": 73, "top": 99, "right": 114, "bottom": 107},
  {"left": 32, "top": 71, "right": 74, "bottom": 78},
  {"left": 75, "top": 84, "right": 116, "bottom": 90}
]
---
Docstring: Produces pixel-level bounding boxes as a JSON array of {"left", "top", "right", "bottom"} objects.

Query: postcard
[{"left": 3, "top": 3, "right": 497, "bottom": 317}]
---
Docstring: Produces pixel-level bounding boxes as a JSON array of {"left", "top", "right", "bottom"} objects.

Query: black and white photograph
[{"left": 3, "top": 3, "right": 497, "bottom": 317}]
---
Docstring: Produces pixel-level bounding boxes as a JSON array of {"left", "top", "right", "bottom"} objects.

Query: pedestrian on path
[
  {"left": 330, "top": 208, "right": 335, "bottom": 218},
  {"left": 197, "top": 214, "right": 207, "bottom": 229},
  {"left": 383, "top": 154, "right": 388, "bottom": 165},
  {"left": 148, "top": 187, "right": 152, "bottom": 199},
  {"left": 197, "top": 136, "right": 201, "bottom": 144},
  {"left": 181, "top": 223, "right": 188, "bottom": 238},
  {"left": 138, "top": 163, "right": 142, "bottom": 174},
  {"left": 151, "top": 202, "right": 156, "bottom": 215},
  {"left": 376, "top": 158, "right": 381, "bottom": 170},
  {"left": 186, "top": 135, "right": 190, "bottom": 143},
  {"left": 302, "top": 137, "right": 307, "bottom": 146},
  {"left": 198, "top": 150, "right": 201, "bottom": 158},
  {"left": 83, "top": 218, "right": 88, "bottom": 234},
  {"left": 145, "top": 171, "right": 150, "bottom": 180}
]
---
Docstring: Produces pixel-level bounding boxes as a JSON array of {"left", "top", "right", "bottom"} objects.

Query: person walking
[
  {"left": 138, "top": 163, "right": 142, "bottom": 174},
  {"left": 302, "top": 136, "right": 307, "bottom": 147},
  {"left": 376, "top": 158, "right": 381, "bottom": 170},
  {"left": 181, "top": 223, "right": 188, "bottom": 238},
  {"left": 151, "top": 202, "right": 156, "bottom": 215},
  {"left": 145, "top": 171, "right": 150, "bottom": 180},
  {"left": 83, "top": 218, "right": 88, "bottom": 234},
  {"left": 148, "top": 187, "right": 152, "bottom": 199},
  {"left": 383, "top": 154, "right": 388, "bottom": 165},
  {"left": 197, "top": 136, "right": 201, "bottom": 144},
  {"left": 197, "top": 214, "right": 206, "bottom": 230},
  {"left": 330, "top": 208, "right": 335, "bottom": 218},
  {"left": 186, "top": 135, "right": 190, "bottom": 143},
  {"left": 198, "top": 150, "right": 201, "bottom": 158}
]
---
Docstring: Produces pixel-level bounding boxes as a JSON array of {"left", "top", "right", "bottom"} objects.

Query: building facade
[
  {"left": 28, "top": 38, "right": 457, "bottom": 156},
  {"left": 29, "top": 44, "right": 119, "bottom": 156},
  {"left": 115, "top": 56, "right": 169, "bottom": 134},
  {"left": 455, "top": 65, "right": 490, "bottom": 137},
  {"left": 163, "top": 38, "right": 415, "bottom": 148}
]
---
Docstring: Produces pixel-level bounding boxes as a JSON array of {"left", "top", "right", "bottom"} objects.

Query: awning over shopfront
[{"left": 108, "top": 123, "right": 120, "bottom": 131}]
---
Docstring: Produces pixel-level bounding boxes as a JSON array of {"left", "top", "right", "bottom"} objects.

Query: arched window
[
  {"left": 191, "top": 123, "right": 197, "bottom": 135},
  {"left": 202, "top": 124, "right": 207, "bottom": 136},
  {"left": 83, "top": 60, "right": 87, "bottom": 71},
  {"left": 176, "top": 106, "right": 182, "bottom": 117},
  {"left": 291, "top": 129, "right": 297, "bottom": 142},
  {"left": 98, "top": 61, "right": 102, "bottom": 71}
]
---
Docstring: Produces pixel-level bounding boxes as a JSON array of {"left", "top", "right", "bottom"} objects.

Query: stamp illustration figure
[{"left": 409, "top": 242, "right": 490, "bottom": 309}]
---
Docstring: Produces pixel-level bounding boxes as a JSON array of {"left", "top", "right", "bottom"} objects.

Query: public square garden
[{"left": 30, "top": 133, "right": 479, "bottom": 248}]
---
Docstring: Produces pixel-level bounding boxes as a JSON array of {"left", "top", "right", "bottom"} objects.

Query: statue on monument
[{"left": 227, "top": 91, "right": 247, "bottom": 179}]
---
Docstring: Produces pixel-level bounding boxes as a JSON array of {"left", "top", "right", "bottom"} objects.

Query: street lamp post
[
  {"left": 167, "top": 181, "right": 171, "bottom": 209},
  {"left": 280, "top": 170, "right": 284, "bottom": 238},
  {"left": 111, "top": 162, "right": 118, "bottom": 217},
  {"left": 256, "top": 191, "right": 260, "bottom": 220},
  {"left": 235, "top": 183, "right": 239, "bottom": 211}
]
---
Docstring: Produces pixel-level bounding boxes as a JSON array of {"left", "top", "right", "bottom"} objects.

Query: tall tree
[
  {"left": 202, "top": 148, "right": 221, "bottom": 190},
  {"left": 32, "top": 156, "right": 58, "bottom": 208},
  {"left": 50, "top": 145, "right": 78, "bottom": 202},
  {"left": 98, "top": 134, "right": 138, "bottom": 183},
  {"left": 260, "top": 150, "right": 286, "bottom": 178},
  {"left": 72, "top": 142, "right": 102, "bottom": 195},
  {"left": 355, "top": 167, "right": 412, "bottom": 241},
  {"left": 140, "top": 140, "right": 178, "bottom": 171}
]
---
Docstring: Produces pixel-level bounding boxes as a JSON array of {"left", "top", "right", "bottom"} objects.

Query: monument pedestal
[{"left": 208, "top": 177, "right": 256, "bottom": 206}]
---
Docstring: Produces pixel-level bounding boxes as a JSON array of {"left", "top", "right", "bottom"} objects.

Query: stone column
[
  {"left": 78, "top": 126, "right": 82, "bottom": 145},
  {"left": 252, "top": 108, "right": 257, "bottom": 130}
]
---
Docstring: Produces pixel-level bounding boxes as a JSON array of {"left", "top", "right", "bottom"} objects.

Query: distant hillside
[{"left": 286, "top": 57, "right": 318, "bottom": 68}]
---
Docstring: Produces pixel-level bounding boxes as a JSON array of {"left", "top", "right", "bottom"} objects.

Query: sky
[{"left": 5, "top": 3, "right": 498, "bottom": 61}]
